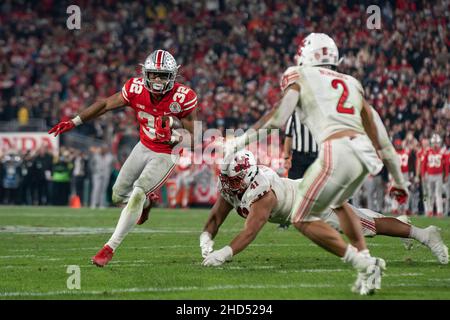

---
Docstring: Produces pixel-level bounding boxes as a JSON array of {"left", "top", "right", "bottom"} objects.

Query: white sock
[
  {"left": 106, "top": 187, "right": 146, "bottom": 251},
  {"left": 342, "top": 245, "right": 371, "bottom": 270},
  {"left": 143, "top": 197, "right": 150, "bottom": 209},
  {"left": 342, "top": 244, "right": 358, "bottom": 263},
  {"left": 409, "top": 226, "right": 428, "bottom": 245}
]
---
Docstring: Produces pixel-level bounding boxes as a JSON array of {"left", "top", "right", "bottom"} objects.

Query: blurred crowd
[
  {"left": 0, "top": 0, "right": 449, "bottom": 213},
  {"left": 0, "top": 146, "right": 117, "bottom": 208},
  {"left": 1, "top": 0, "right": 448, "bottom": 137}
]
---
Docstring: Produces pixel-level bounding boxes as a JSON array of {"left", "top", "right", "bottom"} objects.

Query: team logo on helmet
[
  {"left": 169, "top": 102, "right": 182, "bottom": 113},
  {"left": 234, "top": 156, "right": 251, "bottom": 173}
]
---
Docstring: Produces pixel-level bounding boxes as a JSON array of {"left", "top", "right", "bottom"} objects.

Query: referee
[
  {"left": 284, "top": 112, "right": 318, "bottom": 179},
  {"left": 280, "top": 111, "right": 318, "bottom": 229}
]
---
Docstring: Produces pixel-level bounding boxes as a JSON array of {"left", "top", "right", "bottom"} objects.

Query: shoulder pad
[
  {"left": 280, "top": 66, "right": 301, "bottom": 91},
  {"left": 121, "top": 77, "right": 145, "bottom": 103}
]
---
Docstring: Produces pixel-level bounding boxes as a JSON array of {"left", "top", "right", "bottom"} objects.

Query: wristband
[{"left": 72, "top": 115, "right": 83, "bottom": 126}]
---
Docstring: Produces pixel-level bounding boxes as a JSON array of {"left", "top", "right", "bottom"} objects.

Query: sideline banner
[{"left": 0, "top": 132, "right": 59, "bottom": 154}]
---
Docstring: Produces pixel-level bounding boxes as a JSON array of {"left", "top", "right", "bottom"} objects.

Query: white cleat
[
  {"left": 351, "top": 272, "right": 364, "bottom": 294},
  {"left": 425, "top": 226, "right": 448, "bottom": 265},
  {"left": 352, "top": 257, "right": 386, "bottom": 295}
]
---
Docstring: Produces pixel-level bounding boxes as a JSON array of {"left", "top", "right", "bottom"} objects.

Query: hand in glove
[
  {"left": 202, "top": 246, "right": 233, "bottom": 267},
  {"left": 48, "top": 120, "right": 75, "bottom": 137},
  {"left": 154, "top": 116, "right": 172, "bottom": 142},
  {"left": 389, "top": 184, "right": 409, "bottom": 205},
  {"left": 199, "top": 232, "right": 214, "bottom": 258}
]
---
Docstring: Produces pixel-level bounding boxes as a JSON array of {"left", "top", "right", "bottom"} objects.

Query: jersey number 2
[{"left": 331, "top": 79, "right": 354, "bottom": 115}]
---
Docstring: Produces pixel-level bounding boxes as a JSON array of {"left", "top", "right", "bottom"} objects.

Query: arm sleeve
[{"left": 262, "top": 89, "right": 299, "bottom": 129}]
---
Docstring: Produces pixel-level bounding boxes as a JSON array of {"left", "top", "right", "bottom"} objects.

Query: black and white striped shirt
[{"left": 285, "top": 112, "right": 318, "bottom": 154}]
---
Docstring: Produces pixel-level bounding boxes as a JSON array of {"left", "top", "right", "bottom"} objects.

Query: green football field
[{"left": 0, "top": 206, "right": 449, "bottom": 300}]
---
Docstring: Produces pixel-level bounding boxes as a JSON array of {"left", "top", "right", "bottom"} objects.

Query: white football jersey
[{"left": 280, "top": 66, "right": 366, "bottom": 144}]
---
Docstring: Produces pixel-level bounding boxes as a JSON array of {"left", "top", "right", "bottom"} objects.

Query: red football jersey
[
  {"left": 396, "top": 149, "right": 410, "bottom": 173},
  {"left": 121, "top": 78, "right": 198, "bottom": 154},
  {"left": 423, "top": 148, "right": 445, "bottom": 175}
]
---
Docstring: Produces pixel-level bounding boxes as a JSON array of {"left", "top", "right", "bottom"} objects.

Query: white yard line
[
  {"left": 0, "top": 225, "right": 261, "bottom": 236},
  {"left": 0, "top": 255, "right": 36, "bottom": 259},
  {"left": 388, "top": 259, "right": 437, "bottom": 263},
  {"left": 385, "top": 273, "right": 424, "bottom": 277},
  {"left": 1, "top": 281, "right": 449, "bottom": 298},
  {"left": 0, "top": 283, "right": 335, "bottom": 297},
  {"left": 277, "top": 269, "right": 348, "bottom": 273},
  {"left": 428, "top": 278, "right": 450, "bottom": 282},
  {"left": 0, "top": 226, "right": 210, "bottom": 235}
]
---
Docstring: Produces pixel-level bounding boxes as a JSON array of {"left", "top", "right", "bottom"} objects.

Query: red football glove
[
  {"left": 154, "top": 116, "right": 172, "bottom": 143},
  {"left": 389, "top": 185, "right": 409, "bottom": 205},
  {"left": 48, "top": 120, "right": 75, "bottom": 137}
]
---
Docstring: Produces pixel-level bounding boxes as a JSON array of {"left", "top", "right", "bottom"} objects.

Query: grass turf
[{"left": 0, "top": 206, "right": 449, "bottom": 300}]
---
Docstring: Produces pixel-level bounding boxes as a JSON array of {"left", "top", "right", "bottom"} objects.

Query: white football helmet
[
  {"left": 295, "top": 33, "right": 339, "bottom": 67},
  {"left": 220, "top": 150, "right": 258, "bottom": 195},
  {"left": 430, "top": 134, "right": 442, "bottom": 148},
  {"left": 141, "top": 50, "right": 179, "bottom": 94}
]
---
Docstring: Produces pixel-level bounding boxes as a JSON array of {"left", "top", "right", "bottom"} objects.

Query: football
[{"left": 160, "top": 115, "right": 183, "bottom": 130}]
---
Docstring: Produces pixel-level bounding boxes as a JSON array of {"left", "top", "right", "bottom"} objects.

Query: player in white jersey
[
  {"left": 199, "top": 151, "right": 448, "bottom": 277},
  {"left": 222, "top": 33, "right": 410, "bottom": 294}
]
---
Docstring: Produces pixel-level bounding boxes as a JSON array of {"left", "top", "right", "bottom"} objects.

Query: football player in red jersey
[
  {"left": 423, "top": 134, "right": 445, "bottom": 217},
  {"left": 48, "top": 50, "right": 199, "bottom": 266}
]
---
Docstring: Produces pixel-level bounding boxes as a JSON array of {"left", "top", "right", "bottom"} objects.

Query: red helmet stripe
[
  {"left": 155, "top": 50, "right": 165, "bottom": 69},
  {"left": 161, "top": 51, "right": 166, "bottom": 68}
]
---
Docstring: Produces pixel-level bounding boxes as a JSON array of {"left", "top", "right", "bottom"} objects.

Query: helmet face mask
[
  {"left": 219, "top": 172, "right": 247, "bottom": 194},
  {"left": 142, "top": 50, "right": 179, "bottom": 94},
  {"left": 220, "top": 150, "right": 258, "bottom": 195}
]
